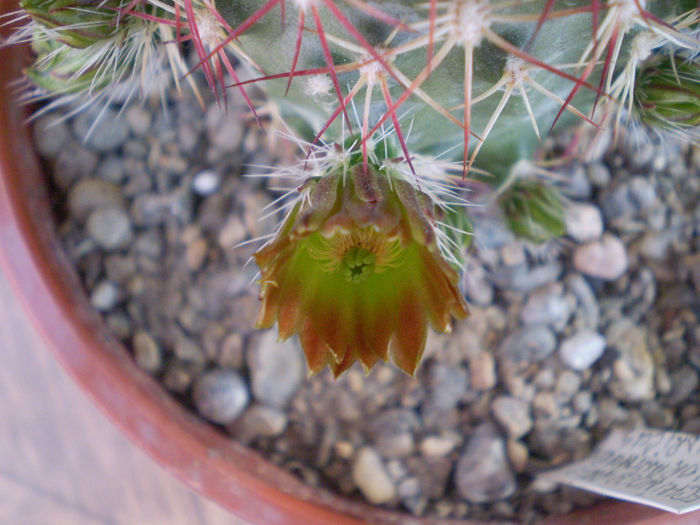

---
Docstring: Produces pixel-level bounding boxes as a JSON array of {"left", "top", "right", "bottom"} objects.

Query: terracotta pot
[{"left": 0, "top": 4, "right": 698, "bottom": 524}]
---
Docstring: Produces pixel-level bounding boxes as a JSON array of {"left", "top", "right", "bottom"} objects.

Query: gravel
[{"left": 41, "top": 75, "right": 700, "bottom": 523}]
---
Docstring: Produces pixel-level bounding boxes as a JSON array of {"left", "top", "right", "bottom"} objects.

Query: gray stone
[
  {"left": 53, "top": 145, "right": 99, "bottom": 190},
  {"left": 565, "top": 202, "right": 603, "bottom": 243},
  {"left": 73, "top": 107, "right": 129, "bottom": 152},
  {"left": 68, "top": 179, "right": 124, "bottom": 221},
  {"left": 600, "top": 185, "right": 635, "bottom": 223},
  {"left": 192, "top": 369, "right": 249, "bottom": 425},
  {"left": 86, "top": 208, "right": 133, "bottom": 250},
  {"left": 587, "top": 163, "right": 611, "bottom": 187},
  {"left": 499, "top": 325, "right": 556, "bottom": 362},
  {"left": 352, "top": 447, "right": 396, "bottom": 505},
  {"left": 234, "top": 404, "right": 288, "bottom": 441},
  {"left": 668, "top": 366, "right": 699, "bottom": 406},
  {"left": 573, "top": 234, "right": 628, "bottom": 281},
  {"left": 565, "top": 274, "right": 600, "bottom": 330},
  {"left": 554, "top": 370, "right": 582, "bottom": 401},
  {"left": 455, "top": 424, "right": 516, "bottom": 503},
  {"left": 474, "top": 218, "right": 514, "bottom": 250},
  {"left": 559, "top": 331, "right": 606, "bottom": 370},
  {"left": 497, "top": 262, "right": 563, "bottom": 293},
  {"left": 462, "top": 259, "right": 493, "bottom": 306},
  {"left": 628, "top": 176, "right": 657, "bottom": 211},
  {"left": 174, "top": 335, "right": 206, "bottom": 365},
  {"left": 607, "top": 320, "right": 655, "bottom": 402},
  {"left": 521, "top": 284, "right": 570, "bottom": 331},
  {"left": 427, "top": 363, "right": 468, "bottom": 411},
  {"left": 97, "top": 155, "right": 126, "bottom": 184},
  {"left": 492, "top": 396, "right": 532, "bottom": 439},
  {"left": 247, "top": 331, "right": 304, "bottom": 408},
  {"left": 125, "top": 105, "right": 152, "bottom": 136},
  {"left": 33, "top": 113, "right": 69, "bottom": 159},
  {"left": 90, "top": 280, "right": 120, "bottom": 311},
  {"left": 205, "top": 105, "right": 245, "bottom": 153},
  {"left": 132, "top": 330, "right": 162, "bottom": 373}
]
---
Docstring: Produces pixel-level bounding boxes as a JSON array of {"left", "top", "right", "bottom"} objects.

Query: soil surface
[{"left": 34, "top": 78, "right": 700, "bottom": 523}]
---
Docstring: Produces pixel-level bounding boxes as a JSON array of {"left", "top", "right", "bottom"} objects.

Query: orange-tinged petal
[
  {"left": 299, "top": 321, "right": 333, "bottom": 376},
  {"left": 390, "top": 285, "right": 428, "bottom": 376}
]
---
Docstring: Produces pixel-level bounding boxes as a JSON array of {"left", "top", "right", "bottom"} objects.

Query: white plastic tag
[{"left": 541, "top": 428, "right": 700, "bottom": 514}]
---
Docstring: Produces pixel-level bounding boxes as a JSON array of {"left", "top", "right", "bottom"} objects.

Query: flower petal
[{"left": 390, "top": 284, "right": 428, "bottom": 376}]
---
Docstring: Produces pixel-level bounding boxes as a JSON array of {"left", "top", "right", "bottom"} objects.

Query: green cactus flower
[{"left": 254, "top": 162, "right": 468, "bottom": 377}]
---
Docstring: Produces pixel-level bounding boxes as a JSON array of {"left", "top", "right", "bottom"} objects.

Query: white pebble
[
  {"left": 565, "top": 202, "right": 603, "bottom": 243},
  {"left": 352, "top": 447, "right": 396, "bottom": 505},
  {"left": 559, "top": 330, "right": 606, "bottom": 370},
  {"left": 192, "top": 169, "right": 222, "bottom": 196}
]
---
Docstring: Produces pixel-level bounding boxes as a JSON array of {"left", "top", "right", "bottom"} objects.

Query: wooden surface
[{"left": 0, "top": 264, "right": 249, "bottom": 525}]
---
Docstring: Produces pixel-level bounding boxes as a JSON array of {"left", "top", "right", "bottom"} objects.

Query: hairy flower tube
[{"left": 254, "top": 164, "right": 468, "bottom": 377}]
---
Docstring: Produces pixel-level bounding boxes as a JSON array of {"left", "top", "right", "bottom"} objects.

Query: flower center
[{"left": 340, "top": 246, "right": 376, "bottom": 283}]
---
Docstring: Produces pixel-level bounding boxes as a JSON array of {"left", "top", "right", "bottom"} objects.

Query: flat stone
[
  {"left": 352, "top": 447, "right": 396, "bottom": 505},
  {"left": 455, "top": 424, "right": 516, "bottom": 503},
  {"left": 573, "top": 234, "right": 628, "bottom": 281},
  {"left": 192, "top": 369, "right": 249, "bottom": 425},
  {"left": 559, "top": 330, "right": 606, "bottom": 370}
]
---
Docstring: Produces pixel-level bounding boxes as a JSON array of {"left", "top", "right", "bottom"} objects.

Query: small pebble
[
  {"left": 247, "top": 331, "right": 304, "bottom": 408},
  {"left": 559, "top": 331, "right": 606, "bottom": 371},
  {"left": 68, "top": 179, "right": 124, "bottom": 221},
  {"left": 455, "top": 424, "right": 516, "bottom": 503},
  {"left": 499, "top": 325, "right": 556, "bottom": 362},
  {"left": 491, "top": 396, "right": 532, "bottom": 439},
  {"left": 73, "top": 107, "right": 129, "bottom": 152},
  {"left": 192, "top": 369, "right": 249, "bottom": 425},
  {"left": 86, "top": 208, "right": 133, "bottom": 250},
  {"left": 573, "top": 234, "right": 628, "bottom": 281},
  {"left": 133, "top": 330, "right": 162, "bottom": 373},
  {"left": 352, "top": 447, "right": 396, "bottom": 505},
  {"left": 33, "top": 113, "right": 69, "bottom": 159},
  {"left": 565, "top": 202, "right": 603, "bottom": 243},
  {"left": 90, "top": 280, "right": 120, "bottom": 311},
  {"left": 192, "top": 169, "right": 222, "bottom": 196}
]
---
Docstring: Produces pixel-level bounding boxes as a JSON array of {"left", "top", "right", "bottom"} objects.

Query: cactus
[{"left": 6, "top": 0, "right": 700, "bottom": 376}]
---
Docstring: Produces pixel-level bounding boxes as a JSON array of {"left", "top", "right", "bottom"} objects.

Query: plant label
[{"left": 541, "top": 428, "right": 700, "bottom": 514}]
